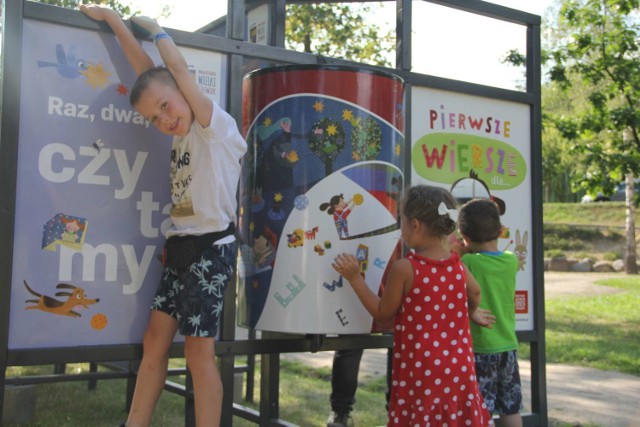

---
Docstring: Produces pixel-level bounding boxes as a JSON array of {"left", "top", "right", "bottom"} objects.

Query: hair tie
[{"left": 438, "top": 202, "right": 458, "bottom": 222}]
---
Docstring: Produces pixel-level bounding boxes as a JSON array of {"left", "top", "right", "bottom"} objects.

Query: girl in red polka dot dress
[{"left": 332, "top": 185, "right": 495, "bottom": 427}]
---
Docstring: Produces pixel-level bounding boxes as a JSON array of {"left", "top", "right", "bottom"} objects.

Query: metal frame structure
[{"left": 0, "top": 0, "right": 545, "bottom": 425}]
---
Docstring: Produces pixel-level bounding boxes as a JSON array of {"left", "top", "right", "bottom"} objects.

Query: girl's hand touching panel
[{"left": 331, "top": 253, "right": 361, "bottom": 283}]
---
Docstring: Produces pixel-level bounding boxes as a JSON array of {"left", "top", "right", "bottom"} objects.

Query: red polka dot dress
[{"left": 388, "top": 251, "right": 493, "bottom": 427}]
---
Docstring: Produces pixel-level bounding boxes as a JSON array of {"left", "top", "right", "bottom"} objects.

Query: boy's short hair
[
  {"left": 130, "top": 66, "right": 178, "bottom": 107},
  {"left": 458, "top": 198, "right": 502, "bottom": 243}
]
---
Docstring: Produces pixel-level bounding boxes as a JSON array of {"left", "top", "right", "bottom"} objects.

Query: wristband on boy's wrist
[{"left": 154, "top": 31, "right": 172, "bottom": 44}]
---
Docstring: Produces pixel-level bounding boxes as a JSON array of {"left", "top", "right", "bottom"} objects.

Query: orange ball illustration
[{"left": 90, "top": 313, "right": 108, "bottom": 330}]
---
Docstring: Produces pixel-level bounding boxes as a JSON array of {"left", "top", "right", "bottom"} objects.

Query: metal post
[
  {"left": 527, "top": 18, "right": 548, "bottom": 427},
  {"left": 259, "top": 333, "right": 280, "bottom": 426},
  {"left": 185, "top": 369, "right": 195, "bottom": 427},
  {"left": 245, "top": 328, "right": 257, "bottom": 402},
  {"left": 269, "top": 0, "right": 286, "bottom": 48},
  {"left": 396, "top": 0, "right": 412, "bottom": 71},
  {"left": 0, "top": 0, "right": 25, "bottom": 421}
]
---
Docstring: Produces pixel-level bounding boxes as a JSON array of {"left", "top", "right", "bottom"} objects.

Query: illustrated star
[
  {"left": 342, "top": 109, "right": 353, "bottom": 121},
  {"left": 327, "top": 124, "right": 338, "bottom": 136},
  {"left": 117, "top": 84, "right": 128, "bottom": 95},
  {"left": 313, "top": 100, "right": 325, "bottom": 112},
  {"left": 263, "top": 117, "right": 272, "bottom": 126},
  {"left": 81, "top": 63, "right": 112, "bottom": 90}
]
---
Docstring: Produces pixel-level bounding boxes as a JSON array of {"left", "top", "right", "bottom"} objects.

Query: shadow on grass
[
  {"left": 537, "top": 285, "right": 640, "bottom": 376},
  {"left": 544, "top": 316, "right": 640, "bottom": 375}
]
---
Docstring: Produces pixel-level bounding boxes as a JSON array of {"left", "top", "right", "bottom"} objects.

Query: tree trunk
[
  {"left": 325, "top": 159, "right": 333, "bottom": 177},
  {"left": 304, "top": 34, "right": 312, "bottom": 53},
  {"left": 624, "top": 171, "right": 638, "bottom": 274}
]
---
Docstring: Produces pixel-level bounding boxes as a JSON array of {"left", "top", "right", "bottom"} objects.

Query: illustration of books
[{"left": 42, "top": 213, "right": 88, "bottom": 252}]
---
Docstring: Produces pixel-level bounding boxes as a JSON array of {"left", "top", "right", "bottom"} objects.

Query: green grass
[
  {"left": 542, "top": 203, "right": 631, "bottom": 259},
  {"left": 543, "top": 201, "right": 640, "bottom": 226},
  {"left": 519, "top": 276, "right": 640, "bottom": 376},
  {"left": 550, "top": 422, "right": 599, "bottom": 427},
  {"left": 4, "top": 363, "right": 185, "bottom": 427},
  {"left": 4, "top": 359, "right": 388, "bottom": 427},
  {"left": 235, "top": 360, "right": 388, "bottom": 426}
]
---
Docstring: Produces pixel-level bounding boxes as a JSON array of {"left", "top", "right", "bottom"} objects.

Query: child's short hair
[
  {"left": 402, "top": 185, "right": 457, "bottom": 237},
  {"left": 458, "top": 198, "right": 502, "bottom": 243},
  {"left": 130, "top": 66, "right": 178, "bottom": 107}
]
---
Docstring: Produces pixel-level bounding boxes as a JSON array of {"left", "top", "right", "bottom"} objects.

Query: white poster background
[
  {"left": 247, "top": 4, "right": 269, "bottom": 45},
  {"left": 254, "top": 162, "right": 401, "bottom": 334},
  {"left": 410, "top": 87, "right": 533, "bottom": 331},
  {"left": 9, "top": 19, "right": 226, "bottom": 349}
]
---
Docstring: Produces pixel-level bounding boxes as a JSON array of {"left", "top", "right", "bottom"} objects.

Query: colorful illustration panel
[
  {"left": 8, "top": 20, "right": 227, "bottom": 349},
  {"left": 239, "top": 66, "right": 405, "bottom": 333},
  {"left": 410, "top": 86, "right": 534, "bottom": 331}
]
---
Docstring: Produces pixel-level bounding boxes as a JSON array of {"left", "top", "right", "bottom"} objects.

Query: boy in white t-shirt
[{"left": 80, "top": 5, "right": 247, "bottom": 426}]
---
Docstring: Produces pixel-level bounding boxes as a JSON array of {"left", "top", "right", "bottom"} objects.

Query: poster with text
[
  {"left": 247, "top": 4, "right": 269, "bottom": 45},
  {"left": 411, "top": 87, "right": 533, "bottom": 331},
  {"left": 8, "top": 20, "right": 227, "bottom": 349}
]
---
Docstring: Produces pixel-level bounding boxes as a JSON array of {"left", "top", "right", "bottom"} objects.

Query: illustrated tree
[
  {"left": 351, "top": 117, "right": 382, "bottom": 161},
  {"left": 545, "top": 0, "right": 640, "bottom": 273},
  {"left": 308, "top": 117, "right": 346, "bottom": 176},
  {"left": 286, "top": 2, "right": 394, "bottom": 67}
]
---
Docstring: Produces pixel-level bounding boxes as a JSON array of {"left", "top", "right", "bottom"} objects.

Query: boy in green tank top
[{"left": 458, "top": 199, "right": 523, "bottom": 427}]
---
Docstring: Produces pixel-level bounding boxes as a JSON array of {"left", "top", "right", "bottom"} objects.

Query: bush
[
  {"left": 545, "top": 249, "right": 565, "bottom": 258},
  {"left": 605, "top": 229, "right": 624, "bottom": 240},
  {"left": 604, "top": 252, "right": 622, "bottom": 261},
  {"left": 543, "top": 235, "right": 586, "bottom": 251},
  {"left": 544, "top": 224, "right": 604, "bottom": 240},
  {"left": 573, "top": 252, "right": 595, "bottom": 260}
]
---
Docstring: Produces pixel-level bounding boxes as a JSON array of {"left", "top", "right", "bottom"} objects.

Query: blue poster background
[{"left": 8, "top": 20, "right": 217, "bottom": 349}]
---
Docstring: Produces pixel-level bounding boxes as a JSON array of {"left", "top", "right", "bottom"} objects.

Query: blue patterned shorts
[
  {"left": 153, "top": 242, "right": 237, "bottom": 337},
  {"left": 474, "top": 350, "right": 523, "bottom": 415}
]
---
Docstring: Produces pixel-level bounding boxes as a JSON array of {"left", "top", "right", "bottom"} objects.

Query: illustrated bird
[{"left": 37, "top": 44, "right": 90, "bottom": 79}]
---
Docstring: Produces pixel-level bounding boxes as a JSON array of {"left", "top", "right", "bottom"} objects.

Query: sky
[{"left": 129, "top": 0, "right": 556, "bottom": 90}]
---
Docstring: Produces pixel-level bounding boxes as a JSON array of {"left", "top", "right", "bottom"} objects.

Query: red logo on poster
[{"left": 515, "top": 291, "right": 528, "bottom": 314}]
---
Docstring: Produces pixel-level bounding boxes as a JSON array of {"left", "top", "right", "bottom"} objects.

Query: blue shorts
[
  {"left": 152, "top": 241, "right": 237, "bottom": 337},
  {"left": 474, "top": 350, "right": 523, "bottom": 415}
]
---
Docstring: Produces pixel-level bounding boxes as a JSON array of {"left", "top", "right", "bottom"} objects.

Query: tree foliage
[
  {"left": 545, "top": 0, "right": 640, "bottom": 273},
  {"left": 286, "top": 2, "right": 394, "bottom": 67},
  {"left": 547, "top": 0, "right": 640, "bottom": 194},
  {"left": 540, "top": 81, "right": 586, "bottom": 202},
  {"left": 32, "top": 0, "right": 137, "bottom": 17}
]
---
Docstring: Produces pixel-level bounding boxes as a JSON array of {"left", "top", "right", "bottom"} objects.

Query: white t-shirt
[{"left": 166, "top": 101, "right": 247, "bottom": 238}]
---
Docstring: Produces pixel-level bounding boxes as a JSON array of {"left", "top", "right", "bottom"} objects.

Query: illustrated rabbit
[{"left": 514, "top": 230, "right": 528, "bottom": 271}]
